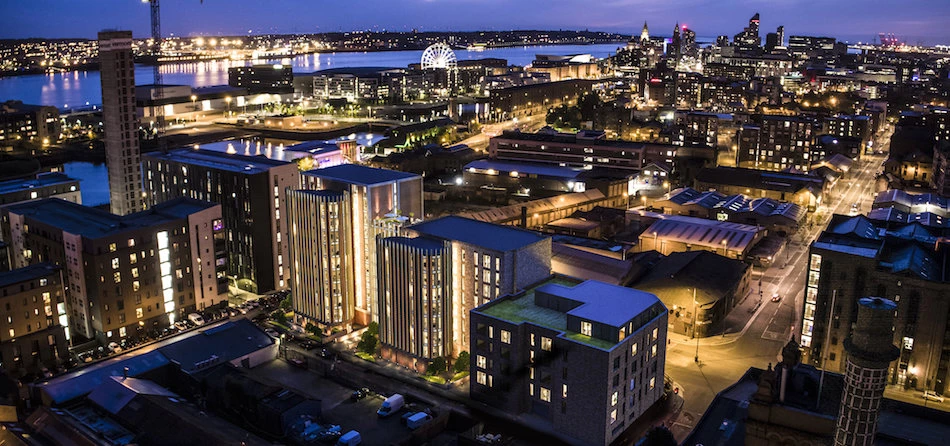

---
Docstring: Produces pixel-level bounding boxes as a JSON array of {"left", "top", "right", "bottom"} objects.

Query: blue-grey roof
[
  {"left": 5, "top": 197, "right": 217, "bottom": 239},
  {"left": 409, "top": 215, "right": 547, "bottom": 252},
  {"left": 158, "top": 319, "right": 273, "bottom": 374},
  {"left": 87, "top": 376, "right": 178, "bottom": 415},
  {"left": 537, "top": 280, "right": 662, "bottom": 327},
  {"left": 464, "top": 159, "right": 585, "bottom": 180},
  {"left": 144, "top": 148, "right": 293, "bottom": 174},
  {"left": 39, "top": 350, "right": 171, "bottom": 405},
  {"left": 0, "top": 172, "right": 78, "bottom": 196},
  {"left": 285, "top": 140, "right": 343, "bottom": 155},
  {"left": 642, "top": 216, "right": 761, "bottom": 252},
  {"left": 303, "top": 164, "right": 419, "bottom": 186},
  {"left": 0, "top": 263, "right": 59, "bottom": 288}
]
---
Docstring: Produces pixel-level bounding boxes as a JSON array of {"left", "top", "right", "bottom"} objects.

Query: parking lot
[{"left": 249, "top": 359, "right": 438, "bottom": 445}]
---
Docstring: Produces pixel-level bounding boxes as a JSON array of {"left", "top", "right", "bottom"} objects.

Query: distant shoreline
[{"left": 0, "top": 40, "right": 627, "bottom": 79}]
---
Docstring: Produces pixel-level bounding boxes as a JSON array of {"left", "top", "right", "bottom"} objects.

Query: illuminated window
[
  {"left": 113, "top": 272, "right": 121, "bottom": 283},
  {"left": 540, "top": 387, "right": 551, "bottom": 402},
  {"left": 8, "top": 329, "right": 13, "bottom": 338},
  {"left": 136, "top": 308, "right": 143, "bottom": 319},
  {"left": 541, "top": 337, "right": 552, "bottom": 351},
  {"left": 109, "top": 243, "right": 117, "bottom": 252},
  {"left": 476, "top": 355, "right": 487, "bottom": 369},
  {"left": 500, "top": 330, "right": 510, "bottom": 344},
  {"left": 130, "top": 253, "right": 137, "bottom": 264},
  {"left": 652, "top": 327, "right": 658, "bottom": 340},
  {"left": 128, "top": 238, "right": 135, "bottom": 247},
  {"left": 631, "top": 343, "right": 638, "bottom": 356},
  {"left": 610, "top": 409, "right": 617, "bottom": 423},
  {"left": 581, "top": 321, "right": 592, "bottom": 336},
  {"left": 111, "top": 258, "right": 119, "bottom": 269},
  {"left": 649, "top": 377, "right": 656, "bottom": 390},
  {"left": 476, "top": 371, "right": 487, "bottom": 385},
  {"left": 611, "top": 391, "right": 618, "bottom": 406},
  {"left": 562, "top": 384, "right": 568, "bottom": 398},
  {"left": 529, "top": 383, "right": 534, "bottom": 396},
  {"left": 652, "top": 344, "right": 657, "bottom": 358}
]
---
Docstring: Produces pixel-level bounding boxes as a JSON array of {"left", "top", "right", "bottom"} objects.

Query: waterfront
[{"left": 0, "top": 43, "right": 626, "bottom": 107}]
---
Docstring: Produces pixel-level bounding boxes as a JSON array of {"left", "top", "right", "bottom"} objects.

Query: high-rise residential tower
[{"left": 98, "top": 30, "right": 144, "bottom": 216}]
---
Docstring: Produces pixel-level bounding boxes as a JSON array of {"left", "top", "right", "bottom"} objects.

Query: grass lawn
[
  {"left": 422, "top": 375, "right": 447, "bottom": 385},
  {"left": 451, "top": 371, "right": 469, "bottom": 382},
  {"left": 355, "top": 352, "right": 376, "bottom": 362}
]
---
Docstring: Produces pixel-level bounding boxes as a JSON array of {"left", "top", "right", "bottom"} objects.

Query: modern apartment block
[
  {"left": 0, "top": 100, "right": 60, "bottom": 145},
  {"left": 286, "top": 189, "right": 355, "bottom": 329},
  {"left": 376, "top": 236, "right": 451, "bottom": 364},
  {"left": 801, "top": 214, "right": 950, "bottom": 397},
  {"left": 0, "top": 173, "right": 81, "bottom": 206},
  {"left": 825, "top": 114, "right": 871, "bottom": 156},
  {"left": 470, "top": 277, "right": 668, "bottom": 446},
  {"left": 297, "top": 164, "right": 423, "bottom": 325},
  {"left": 737, "top": 115, "right": 819, "bottom": 172},
  {"left": 674, "top": 111, "right": 724, "bottom": 148},
  {"left": 1, "top": 198, "right": 227, "bottom": 342},
  {"left": 375, "top": 216, "right": 551, "bottom": 368},
  {"left": 142, "top": 149, "right": 299, "bottom": 293},
  {"left": 98, "top": 30, "right": 144, "bottom": 216},
  {"left": 0, "top": 263, "right": 69, "bottom": 377}
]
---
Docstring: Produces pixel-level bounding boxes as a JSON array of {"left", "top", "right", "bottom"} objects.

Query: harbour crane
[{"left": 142, "top": 0, "right": 203, "bottom": 151}]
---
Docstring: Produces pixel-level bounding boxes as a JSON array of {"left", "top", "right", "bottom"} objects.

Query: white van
[
  {"left": 187, "top": 313, "right": 205, "bottom": 325},
  {"left": 336, "top": 430, "right": 361, "bottom": 446},
  {"left": 377, "top": 394, "right": 405, "bottom": 417}
]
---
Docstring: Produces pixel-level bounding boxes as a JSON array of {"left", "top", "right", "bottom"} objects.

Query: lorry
[
  {"left": 336, "top": 430, "right": 361, "bottom": 446},
  {"left": 377, "top": 393, "right": 405, "bottom": 417},
  {"left": 406, "top": 412, "right": 433, "bottom": 430}
]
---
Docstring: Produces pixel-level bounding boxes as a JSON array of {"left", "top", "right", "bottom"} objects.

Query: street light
[
  {"left": 225, "top": 96, "right": 232, "bottom": 117},
  {"left": 191, "top": 94, "right": 198, "bottom": 112},
  {"left": 692, "top": 287, "right": 700, "bottom": 363}
]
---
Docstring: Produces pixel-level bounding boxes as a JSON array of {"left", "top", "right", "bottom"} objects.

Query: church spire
[{"left": 641, "top": 21, "right": 649, "bottom": 42}]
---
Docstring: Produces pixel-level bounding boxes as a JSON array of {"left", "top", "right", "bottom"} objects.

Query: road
[
  {"left": 664, "top": 125, "right": 891, "bottom": 441},
  {"left": 456, "top": 113, "right": 548, "bottom": 151}
]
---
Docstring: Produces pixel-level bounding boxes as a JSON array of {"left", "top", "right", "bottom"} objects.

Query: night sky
[{"left": 4, "top": 0, "right": 950, "bottom": 44}]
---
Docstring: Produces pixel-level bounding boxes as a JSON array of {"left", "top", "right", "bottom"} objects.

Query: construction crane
[{"left": 142, "top": 0, "right": 203, "bottom": 152}]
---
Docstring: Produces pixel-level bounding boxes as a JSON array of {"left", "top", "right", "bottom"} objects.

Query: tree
[
  {"left": 641, "top": 426, "right": 676, "bottom": 446},
  {"left": 366, "top": 321, "right": 379, "bottom": 337},
  {"left": 271, "top": 310, "right": 287, "bottom": 325},
  {"left": 357, "top": 330, "right": 377, "bottom": 354},
  {"left": 454, "top": 351, "right": 470, "bottom": 373},
  {"left": 428, "top": 357, "right": 447, "bottom": 375},
  {"left": 279, "top": 296, "right": 292, "bottom": 311}
]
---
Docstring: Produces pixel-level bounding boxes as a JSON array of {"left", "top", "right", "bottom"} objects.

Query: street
[{"left": 664, "top": 126, "right": 891, "bottom": 441}]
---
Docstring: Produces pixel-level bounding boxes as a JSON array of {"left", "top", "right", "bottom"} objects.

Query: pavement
[{"left": 662, "top": 125, "right": 891, "bottom": 442}]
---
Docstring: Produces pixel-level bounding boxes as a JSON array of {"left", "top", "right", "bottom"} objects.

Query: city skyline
[{"left": 3, "top": 0, "right": 950, "bottom": 45}]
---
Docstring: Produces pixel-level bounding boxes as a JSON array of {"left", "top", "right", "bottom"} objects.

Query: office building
[
  {"left": 1, "top": 198, "right": 227, "bottom": 342},
  {"left": 488, "top": 129, "right": 648, "bottom": 172},
  {"left": 378, "top": 216, "right": 551, "bottom": 366},
  {"left": 0, "top": 100, "right": 60, "bottom": 145},
  {"left": 834, "top": 297, "right": 900, "bottom": 446},
  {"left": 788, "top": 35, "right": 842, "bottom": 61},
  {"left": 489, "top": 80, "right": 593, "bottom": 120},
  {"left": 228, "top": 64, "right": 294, "bottom": 94},
  {"left": 98, "top": 30, "right": 144, "bottom": 216},
  {"left": 470, "top": 277, "right": 668, "bottom": 446},
  {"left": 733, "top": 13, "right": 762, "bottom": 53},
  {"left": 801, "top": 214, "right": 950, "bottom": 397},
  {"left": 0, "top": 172, "right": 81, "bottom": 206},
  {"left": 0, "top": 263, "right": 68, "bottom": 376},
  {"left": 286, "top": 189, "right": 354, "bottom": 329},
  {"left": 142, "top": 149, "right": 299, "bottom": 293},
  {"left": 736, "top": 115, "right": 818, "bottom": 171},
  {"left": 298, "top": 165, "right": 423, "bottom": 325}
]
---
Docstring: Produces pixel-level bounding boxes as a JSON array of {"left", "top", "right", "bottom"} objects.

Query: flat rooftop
[
  {"left": 0, "top": 263, "right": 60, "bottom": 288},
  {"left": 6, "top": 197, "right": 217, "bottom": 239},
  {"left": 303, "top": 164, "right": 419, "bottom": 186},
  {"left": 480, "top": 277, "right": 663, "bottom": 350},
  {"left": 144, "top": 148, "right": 292, "bottom": 174},
  {"left": 409, "top": 215, "right": 548, "bottom": 252},
  {"left": 464, "top": 159, "right": 586, "bottom": 180},
  {"left": 0, "top": 172, "right": 78, "bottom": 196}
]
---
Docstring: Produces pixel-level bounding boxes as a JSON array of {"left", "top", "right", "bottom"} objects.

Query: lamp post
[
  {"left": 190, "top": 95, "right": 198, "bottom": 123},
  {"left": 692, "top": 287, "right": 700, "bottom": 363},
  {"left": 225, "top": 96, "right": 232, "bottom": 117}
]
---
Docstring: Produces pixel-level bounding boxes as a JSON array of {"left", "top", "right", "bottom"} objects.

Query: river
[{"left": 0, "top": 43, "right": 627, "bottom": 108}]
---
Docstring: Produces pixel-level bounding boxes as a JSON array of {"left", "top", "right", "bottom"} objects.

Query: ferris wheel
[{"left": 421, "top": 43, "right": 457, "bottom": 70}]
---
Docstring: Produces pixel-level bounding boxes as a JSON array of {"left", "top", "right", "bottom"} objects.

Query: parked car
[
  {"left": 174, "top": 321, "right": 188, "bottom": 331},
  {"left": 923, "top": 390, "right": 945, "bottom": 403},
  {"left": 377, "top": 394, "right": 405, "bottom": 417},
  {"left": 351, "top": 387, "right": 369, "bottom": 401},
  {"left": 187, "top": 313, "right": 206, "bottom": 325},
  {"left": 771, "top": 293, "right": 781, "bottom": 302},
  {"left": 288, "top": 358, "right": 307, "bottom": 369}
]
